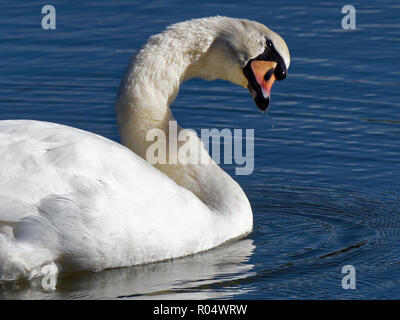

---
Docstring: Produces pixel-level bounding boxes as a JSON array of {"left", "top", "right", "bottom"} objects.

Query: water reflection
[
  {"left": 0, "top": 239, "right": 255, "bottom": 300},
  {"left": 361, "top": 118, "right": 400, "bottom": 125}
]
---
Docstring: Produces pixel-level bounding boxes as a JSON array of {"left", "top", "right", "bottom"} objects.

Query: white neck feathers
[{"left": 115, "top": 17, "right": 251, "bottom": 216}]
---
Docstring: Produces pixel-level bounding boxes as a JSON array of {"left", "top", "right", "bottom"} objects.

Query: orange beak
[{"left": 250, "top": 60, "right": 277, "bottom": 100}]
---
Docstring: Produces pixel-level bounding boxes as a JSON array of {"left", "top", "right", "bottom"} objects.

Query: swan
[{"left": 0, "top": 16, "right": 290, "bottom": 285}]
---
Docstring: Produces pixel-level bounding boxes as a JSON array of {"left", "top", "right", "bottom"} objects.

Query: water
[{"left": 0, "top": 0, "right": 399, "bottom": 299}]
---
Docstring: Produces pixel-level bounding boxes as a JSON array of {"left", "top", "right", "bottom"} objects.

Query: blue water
[{"left": 1, "top": 0, "right": 400, "bottom": 299}]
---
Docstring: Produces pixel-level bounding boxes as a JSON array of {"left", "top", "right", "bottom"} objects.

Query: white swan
[{"left": 0, "top": 17, "right": 290, "bottom": 283}]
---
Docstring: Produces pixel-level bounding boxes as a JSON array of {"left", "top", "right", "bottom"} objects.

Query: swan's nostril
[{"left": 264, "top": 68, "right": 274, "bottom": 81}]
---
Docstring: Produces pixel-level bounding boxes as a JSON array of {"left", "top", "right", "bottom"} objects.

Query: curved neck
[{"left": 115, "top": 18, "right": 250, "bottom": 215}]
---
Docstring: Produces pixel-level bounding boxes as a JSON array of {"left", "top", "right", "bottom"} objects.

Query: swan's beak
[
  {"left": 243, "top": 58, "right": 287, "bottom": 112},
  {"left": 250, "top": 60, "right": 276, "bottom": 110}
]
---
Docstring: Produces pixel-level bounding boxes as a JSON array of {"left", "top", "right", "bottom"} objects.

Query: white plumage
[{"left": 0, "top": 17, "right": 289, "bottom": 284}]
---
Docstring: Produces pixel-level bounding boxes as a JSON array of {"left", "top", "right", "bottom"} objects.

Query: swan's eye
[{"left": 266, "top": 39, "right": 273, "bottom": 48}]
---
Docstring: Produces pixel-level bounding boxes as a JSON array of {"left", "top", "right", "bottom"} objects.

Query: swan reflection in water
[{"left": 0, "top": 239, "right": 255, "bottom": 299}]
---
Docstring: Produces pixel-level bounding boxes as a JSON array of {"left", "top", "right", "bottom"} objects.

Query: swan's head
[{"left": 209, "top": 18, "right": 290, "bottom": 111}]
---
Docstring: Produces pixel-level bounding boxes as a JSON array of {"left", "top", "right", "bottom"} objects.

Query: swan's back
[{"left": 0, "top": 120, "right": 173, "bottom": 222}]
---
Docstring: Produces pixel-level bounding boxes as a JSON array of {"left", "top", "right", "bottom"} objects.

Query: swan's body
[{"left": 0, "top": 17, "right": 289, "bottom": 283}]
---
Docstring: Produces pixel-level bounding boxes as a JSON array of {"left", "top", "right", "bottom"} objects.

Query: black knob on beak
[{"left": 274, "top": 62, "right": 287, "bottom": 81}]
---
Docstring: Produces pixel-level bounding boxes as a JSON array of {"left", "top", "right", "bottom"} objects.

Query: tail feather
[{"left": 0, "top": 218, "right": 59, "bottom": 285}]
